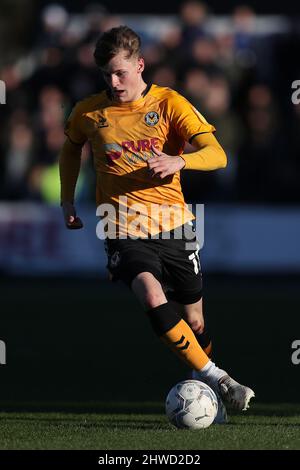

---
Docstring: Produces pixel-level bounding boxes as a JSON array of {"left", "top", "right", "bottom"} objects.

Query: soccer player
[{"left": 59, "top": 26, "right": 254, "bottom": 420}]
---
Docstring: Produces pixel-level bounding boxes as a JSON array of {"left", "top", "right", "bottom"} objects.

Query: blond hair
[{"left": 94, "top": 25, "right": 141, "bottom": 67}]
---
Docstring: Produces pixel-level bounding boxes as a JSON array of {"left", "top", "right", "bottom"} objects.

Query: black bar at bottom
[{"left": 0, "top": 450, "right": 298, "bottom": 466}]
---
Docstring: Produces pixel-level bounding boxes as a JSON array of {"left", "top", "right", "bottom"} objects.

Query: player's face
[{"left": 101, "top": 50, "right": 145, "bottom": 103}]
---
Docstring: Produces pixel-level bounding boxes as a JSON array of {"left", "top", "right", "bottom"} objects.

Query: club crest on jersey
[{"left": 144, "top": 111, "right": 159, "bottom": 127}]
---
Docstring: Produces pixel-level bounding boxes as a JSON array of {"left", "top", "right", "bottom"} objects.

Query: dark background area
[
  {"left": 1, "top": 275, "right": 299, "bottom": 405},
  {"left": 35, "top": 0, "right": 300, "bottom": 15}
]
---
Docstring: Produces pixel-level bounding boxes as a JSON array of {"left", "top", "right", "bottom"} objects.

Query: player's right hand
[{"left": 61, "top": 201, "right": 83, "bottom": 229}]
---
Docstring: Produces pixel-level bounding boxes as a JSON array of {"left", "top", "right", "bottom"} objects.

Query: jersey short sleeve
[
  {"left": 167, "top": 91, "right": 216, "bottom": 143},
  {"left": 64, "top": 103, "right": 87, "bottom": 145}
]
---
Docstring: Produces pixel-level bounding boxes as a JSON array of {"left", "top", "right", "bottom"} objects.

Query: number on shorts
[{"left": 188, "top": 247, "right": 200, "bottom": 274}]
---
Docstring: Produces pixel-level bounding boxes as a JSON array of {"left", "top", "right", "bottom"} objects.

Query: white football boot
[
  {"left": 217, "top": 374, "right": 255, "bottom": 411},
  {"left": 192, "top": 369, "right": 255, "bottom": 413}
]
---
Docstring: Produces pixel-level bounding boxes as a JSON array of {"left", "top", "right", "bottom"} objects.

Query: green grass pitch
[{"left": 0, "top": 403, "right": 299, "bottom": 450}]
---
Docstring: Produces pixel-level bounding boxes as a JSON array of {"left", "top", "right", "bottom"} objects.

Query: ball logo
[{"left": 144, "top": 111, "right": 159, "bottom": 127}]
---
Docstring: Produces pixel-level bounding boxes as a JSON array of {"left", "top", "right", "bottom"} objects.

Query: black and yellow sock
[{"left": 147, "top": 303, "right": 210, "bottom": 370}]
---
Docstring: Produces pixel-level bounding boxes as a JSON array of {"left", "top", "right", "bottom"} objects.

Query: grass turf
[{"left": 0, "top": 403, "right": 299, "bottom": 450}]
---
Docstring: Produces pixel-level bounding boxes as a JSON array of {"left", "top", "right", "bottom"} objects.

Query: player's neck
[{"left": 130, "top": 80, "right": 148, "bottom": 101}]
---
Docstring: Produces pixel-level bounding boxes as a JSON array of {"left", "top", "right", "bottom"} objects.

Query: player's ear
[{"left": 137, "top": 57, "right": 145, "bottom": 73}]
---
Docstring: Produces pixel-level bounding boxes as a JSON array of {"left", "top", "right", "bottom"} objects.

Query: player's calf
[{"left": 146, "top": 303, "right": 211, "bottom": 371}]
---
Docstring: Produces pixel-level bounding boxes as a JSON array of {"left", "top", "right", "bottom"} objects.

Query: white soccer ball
[{"left": 165, "top": 380, "right": 218, "bottom": 430}]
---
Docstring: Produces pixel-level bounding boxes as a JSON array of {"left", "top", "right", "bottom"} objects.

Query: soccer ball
[{"left": 165, "top": 380, "right": 218, "bottom": 430}]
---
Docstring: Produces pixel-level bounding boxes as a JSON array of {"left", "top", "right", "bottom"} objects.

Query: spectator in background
[
  {"left": 182, "top": 68, "right": 210, "bottom": 111},
  {"left": 179, "top": 0, "right": 209, "bottom": 56},
  {"left": 232, "top": 5, "right": 275, "bottom": 84},
  {"left": 38, "top": 3, "right": 69, "bottom": 49},
  {"left": 237, "top": 84, "right": 288, "bottom": 202},
  {"left": 151, "top": 65, "right": 178, "bottom": 90},
  {"left": 3, "top": 110, "right": 34, "bottom": 200},
  {"left": 84, "top": 3, "right": 109, "bottom": 43},
  {"left": 69, "top": 41, "right": 105, "bottom": 101},
  {"left": 159, "top": 24, "right": 184, "bottom": 72},
  {"left": 232, "top": 5, "right": 256, "bottom": 55},
  {"left": 35, "top": 86, "right": 66, "bottom": 165},
  {"left": 202, "top": 76, "right": 243, "bottom": 198},
  {"left": 189, "top": 36, "right": 221, "bottom": 76},
  {"left": 181, "top": 70, "right": 242, "bottom": 200}
]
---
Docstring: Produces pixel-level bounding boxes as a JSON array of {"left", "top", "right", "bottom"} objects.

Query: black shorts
[{"left": 105, "top": 223, "right": 202, "bottom": 305}]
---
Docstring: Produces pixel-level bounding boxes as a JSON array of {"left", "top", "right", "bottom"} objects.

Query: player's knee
[
  {"left": 183, "top": 300, "right": 204, "bottom": 334},
  {"left": 189, "top": 319, "right": 204, "bottom": 335},
  {"left": 132, "top": 272, "right": 166, "bottom": 309},
  {"left": 144, "top": 290, "right": 166, "bottom": 309}
]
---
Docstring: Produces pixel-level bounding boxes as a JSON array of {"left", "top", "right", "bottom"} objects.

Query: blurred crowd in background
[{"left": 0, "top": 0, "right": 299, "bottom": 205}]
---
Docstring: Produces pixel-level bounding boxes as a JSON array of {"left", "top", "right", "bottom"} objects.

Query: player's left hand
[
  {"left": 62, "top": 201, "right": 84, "bottom": 230},
  {"left": 148, "top": 146, "right": 186, "bottom": 179}
]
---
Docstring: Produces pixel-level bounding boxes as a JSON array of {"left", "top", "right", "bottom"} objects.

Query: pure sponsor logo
[
  {"left": 104, "top": 138, "right": 160, "bottom": 165},
  {"left": 122, "top": 137, "right": 160, "bottom": 153},
  {"left": 291, "top": 340, "right": 300, "bottom": 365},
  {"left": 0, "top": 340, "right": 6, "bottom": 365},
  {"left": 144, "top": 111, "right": 159, "bottom": 126}
]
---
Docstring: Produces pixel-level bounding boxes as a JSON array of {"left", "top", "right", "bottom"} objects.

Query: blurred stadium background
[{"left": 0, "top": 0, "right": 300, "bottom": 406}]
